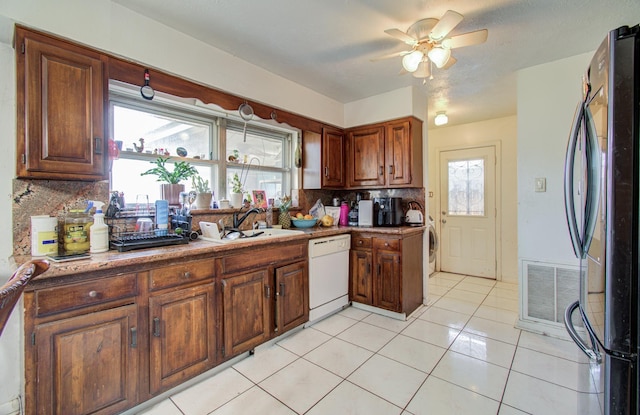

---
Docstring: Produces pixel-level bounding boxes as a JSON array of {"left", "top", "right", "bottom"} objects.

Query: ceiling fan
[{"left": 373, "top": 10, "right": 488, "bottom": 79}]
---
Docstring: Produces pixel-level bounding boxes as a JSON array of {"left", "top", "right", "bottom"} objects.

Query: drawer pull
[
  {"left": 358, "top": 240, "right": 363, "bottom": 245},
  {"left": 153, "top": 317, "right": 161, "bottom": 337},
  {"left": 385, "top": 242, "right": 389, "bottom": 247},
  {"left": 89, "top": 290, "right": 98, "bottom": 298},
  {"left": 183, "top": 272, "right": 191, "bottom": 279}
]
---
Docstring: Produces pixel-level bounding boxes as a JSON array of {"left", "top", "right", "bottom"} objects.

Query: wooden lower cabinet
[
  {"left": 221, "top": 259, "right": 309, "bottom": 359},
  {"left": 25, "top": 241, "right": 309, "bottom": 414},
  {"left": 148, "top": 283, "right": 216, "bottom": 395},
  {"left": 221, "top": 269, "right": 271, "bottom": 358},
  {"left": 274, "top": 261, "right": 309, "bottom": 334},
  {"left": 350, "top": 248, "right": 373, "bottom": 304},
  {"left": 33, "top": 304, "right": 138, "bottom": 415},
  {"left": 349, "top": 232, "right": 424, "bottom": 315}
]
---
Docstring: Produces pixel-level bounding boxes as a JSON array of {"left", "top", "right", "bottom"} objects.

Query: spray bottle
[{"left": 88, "top": 201, "right": 109, "bottom": 253}]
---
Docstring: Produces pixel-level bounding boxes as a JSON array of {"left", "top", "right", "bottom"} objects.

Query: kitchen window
[{"left": 109, "top": 86, "right": 293, "bottom": 205}]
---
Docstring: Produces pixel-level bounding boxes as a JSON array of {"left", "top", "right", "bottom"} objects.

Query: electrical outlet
[{"left": 535, "top": 178, "right": 546, "bottom": 192}]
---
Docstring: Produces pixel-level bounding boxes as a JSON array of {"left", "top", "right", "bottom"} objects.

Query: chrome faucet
[{"left": 233, "top": 207, "right": 262, "bottom": 229}]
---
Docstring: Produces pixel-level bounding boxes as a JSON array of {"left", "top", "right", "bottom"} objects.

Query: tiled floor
[{"left": 137, "top": 272, "right": 603, "bottom": 415}]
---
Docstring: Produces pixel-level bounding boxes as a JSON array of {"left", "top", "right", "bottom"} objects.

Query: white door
[{"left": 439, "top": 146, "right": 496, "bottom": 278}]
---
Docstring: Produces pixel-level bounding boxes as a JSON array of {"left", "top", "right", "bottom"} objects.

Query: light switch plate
[{"left": 535, "top": 177, "right": 546, "bottom": 192}]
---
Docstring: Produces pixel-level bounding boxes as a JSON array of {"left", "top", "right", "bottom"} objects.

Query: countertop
[{"left": 13, "top": 225, "right": 425, "bottom": 283}]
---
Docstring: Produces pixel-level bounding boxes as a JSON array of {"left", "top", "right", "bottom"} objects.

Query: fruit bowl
[{"left": 291, "top": 218, "right": 319, "bottom": 228}]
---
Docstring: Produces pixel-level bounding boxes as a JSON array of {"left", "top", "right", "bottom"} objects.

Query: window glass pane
[
  {"left": 114, "top": 105, "right": 212, "bottom": 160},
  {"left": 226, "top": 167, "right": 283, "bottom": 202},
  {"left": 448, "top": 158, "right": 485, "bottom": 216},
  {"left": 226, "top": 126, "right": 284, "bottom": 168}
]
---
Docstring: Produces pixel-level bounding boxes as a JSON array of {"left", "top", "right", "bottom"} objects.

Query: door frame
[{"left": 433, "top": 142, "right": 503, "bottom": 280}]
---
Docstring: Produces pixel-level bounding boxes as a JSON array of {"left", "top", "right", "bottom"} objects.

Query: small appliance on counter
[
  {"left": 373, "top": 197, "right": 403, "bottom": 226},
  {"left": 405, "top": 201, "right": 424, "bottom": 226},
  {"left": 358, "top": 200, "right": 373, "bottom": 227}
]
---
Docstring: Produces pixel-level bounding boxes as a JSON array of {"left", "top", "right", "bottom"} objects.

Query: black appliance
[
  {"left": 373, "top": 197, "right": 403, "bottom": 226},
  {"left": 563, "top": 24, "right": 639, "bottom": 415}
]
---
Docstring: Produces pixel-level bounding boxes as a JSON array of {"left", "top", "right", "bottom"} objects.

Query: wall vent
[{"left": 522, "top": 261, "right": 583, "bottom": 327}]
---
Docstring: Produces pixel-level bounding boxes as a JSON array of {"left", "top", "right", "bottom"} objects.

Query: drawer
[
  {"left": 373, "top": 237, "right": 400, "bottom": 251},
  {"left": 219, "top": 241, "right": 306, "bottom": 275},
  {"left": 351, "top": 235, "right": 372, "bottom": 249},
  {"left": 149, "top": 259, "right": 214, "bottom": 291},
  {"left": 35, "top": 273, "right": 137, "bottom": 317}
]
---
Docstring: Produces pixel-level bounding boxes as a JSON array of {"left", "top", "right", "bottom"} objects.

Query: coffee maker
[{"left": 373, "top": 197, "right": 403, "bottom": 226}]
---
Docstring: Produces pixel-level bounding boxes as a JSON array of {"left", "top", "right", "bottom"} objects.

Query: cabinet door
[
  {"left": 350, "top": 249, "right": 373, "bottom": 305},
  {"left": 149, "top": 283, "right": 216, "bottom": 395},
  {"left": 374, "top": 250, "right": 402, "bottom": 312},
  {"left": 17, "top": 29, "right": 106, "bottom": 180},
  {"left": 275, "top": 261, "right": 309, "bottom": 334},
  {"left": 347, "top": 126, "right": 385, "bottom": 187},
  {"left": 221, "top": 270, "right": 271, "bottom": 357},
  {"left": 385, "top": 120, "right": 413, "bottom": 186},
  {"left": 322, "top": 127, "right": 346, "bottom": 187},
  {"left": 34, "top": 305, "right": 137, "bottom": 415}
]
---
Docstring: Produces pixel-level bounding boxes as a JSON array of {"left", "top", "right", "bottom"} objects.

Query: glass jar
[{"left": 64, "top": 209, "right": 93, "bottom": 253}]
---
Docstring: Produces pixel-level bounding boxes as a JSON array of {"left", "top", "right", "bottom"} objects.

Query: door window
[{"left": 447, "top": 158, "right": 485, "bottom": 216}]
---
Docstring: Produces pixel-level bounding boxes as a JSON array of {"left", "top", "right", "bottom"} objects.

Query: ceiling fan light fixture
[
  {"left": 434, "top": 111, "right": 448, "bottom": 126},
  {"left": 402, "top": 50, "right": 423, "bottom": 72},
  {"left": 427, "top": 47, "right": 451, "bottom": 69},
  {"left": 412, "top": 60, "right": 431, "bottom": 79}
]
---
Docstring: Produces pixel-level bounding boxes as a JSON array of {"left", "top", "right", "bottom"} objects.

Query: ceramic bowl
[{"left": 291, "top": 218, "right": 318, "bottom": 228}]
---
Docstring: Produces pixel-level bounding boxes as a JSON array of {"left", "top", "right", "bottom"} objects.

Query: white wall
[
  {"left": 517, "top": 52, "right": 592, "bottom": 266},
  {"left": 344, "top": 86, "right": 425, "bottom": 126},
  {"left": 428, "top": 116, "right": 518, "bottom": 282}
]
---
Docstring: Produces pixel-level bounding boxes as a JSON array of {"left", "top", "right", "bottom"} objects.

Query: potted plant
[
  {"left": 191, "top": 174, "right": 212, "bottom": 209},
  {"left": 229, "top": 172, "right": 243, "bottom": 208},
  {"left": 141, "top": 156, "right": 198, "bottom": 206}
]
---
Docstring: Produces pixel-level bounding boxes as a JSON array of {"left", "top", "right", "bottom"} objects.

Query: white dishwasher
[{"left": 308, "top": 234, "right": 351, "bottom": 324}]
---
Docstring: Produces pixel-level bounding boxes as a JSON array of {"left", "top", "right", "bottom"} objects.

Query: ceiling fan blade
[
  {"left": 442, "top": 56, "right": 457, "bottom": 69},
  {"left": 444, "top": 29, "right": 488, "bottom": 49},
  {"left": 370, "top": 49, "right": 410, "bottom": 62},
  {"left": 429, "top": 10, "right": 463, "bottom": 41},
  {"left": 384, "top": 28, "right": 418, "bottom": 45}
]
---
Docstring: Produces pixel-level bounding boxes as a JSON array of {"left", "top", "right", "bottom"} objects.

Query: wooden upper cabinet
[
  {"left": 322, "top": 127, "right": 346, "bottom": 187},
  {"left": 347, "top": 126, "right": 385, "bottom": 187},
  {"left": 385, "top": 120, "right": 413, "bottom": 187},
  {"left": 302, "top": 127, "right": 345, "bottom": 189},
  {"left": 346, "top": 116, "right": 423, "bottom": 189},
  {"left": 16, "top": 27, "right": 107, "bottom": 181}
]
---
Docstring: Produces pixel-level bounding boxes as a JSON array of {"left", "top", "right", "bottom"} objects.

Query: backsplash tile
[{"left": 13, "top": 179, "right": 109, "bottom": 256}]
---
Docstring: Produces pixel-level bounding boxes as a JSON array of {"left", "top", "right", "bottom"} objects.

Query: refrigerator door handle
[
  {"left": 564, "top": 300, "right": 601, "bottom": 362},
  {"left": 580, "top": 105, "right": 601, "bottom": 255},
  {"left": 564, "top": 102, "right": 585, "bottom": 258}
]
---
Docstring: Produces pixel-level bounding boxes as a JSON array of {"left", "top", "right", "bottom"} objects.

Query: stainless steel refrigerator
[{"left": 564, "top": 24, "right": 639, "bottom": 415}]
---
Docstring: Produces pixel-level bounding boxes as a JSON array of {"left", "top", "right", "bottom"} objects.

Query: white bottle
[{"left": 89, "top": 201, "right": 109, "bottom": 253}]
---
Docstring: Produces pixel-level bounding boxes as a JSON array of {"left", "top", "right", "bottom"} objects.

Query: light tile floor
[{"left": 137, "top": 272, "right": 603, "bottom": 415}]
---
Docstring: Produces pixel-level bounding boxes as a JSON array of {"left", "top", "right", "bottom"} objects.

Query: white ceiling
[{"left": 112, "top": 0, "right": 640, "bottom": 127}]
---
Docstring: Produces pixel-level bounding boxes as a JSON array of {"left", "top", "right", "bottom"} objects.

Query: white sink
[{"left": 201, "top": 227, "right": 304, "bottom": 244}]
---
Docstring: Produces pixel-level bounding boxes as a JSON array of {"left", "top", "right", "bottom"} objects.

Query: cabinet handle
[
  {"left": 130, "top": 327, "right": 137, "bottom": 348},
  {"left": 265, "top": 285, "right": 271, "bottom": 299},
  {"left": 358, "top": 240, "right": 363, "bottom": 245},
  {"left": 379, "top": 166, "right": 384, "bottom": 176},
  {"left": 388, "top": 165, "right": 394, "bottom": 175},
  {"left": 88, "top": 290, "right": 97, "bottom": 298},
  {"left": 385, "top": 242, "right": 389, "bottom": 247},
  {"left": 366, "top": 262, "right": 371, "bottom": 275},
  {"left": 279, "top": 283, "right": 285, "bottom": 297},
  {"left": 378, "top": 264, "right": 381, "bottom": 275},
  {"left": 153, "top": 317, "right": 161, "bottom": 337},
  {"left": 94, "top": 137, "right": 102, "bottom": 155},
  {"left": 183, "top": 271, "right": 191, "bottom": 279}
]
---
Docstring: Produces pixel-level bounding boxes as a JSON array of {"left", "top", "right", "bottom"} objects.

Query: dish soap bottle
[{"left": 89, "top": 201, "right": 109, "bottom": 253}]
